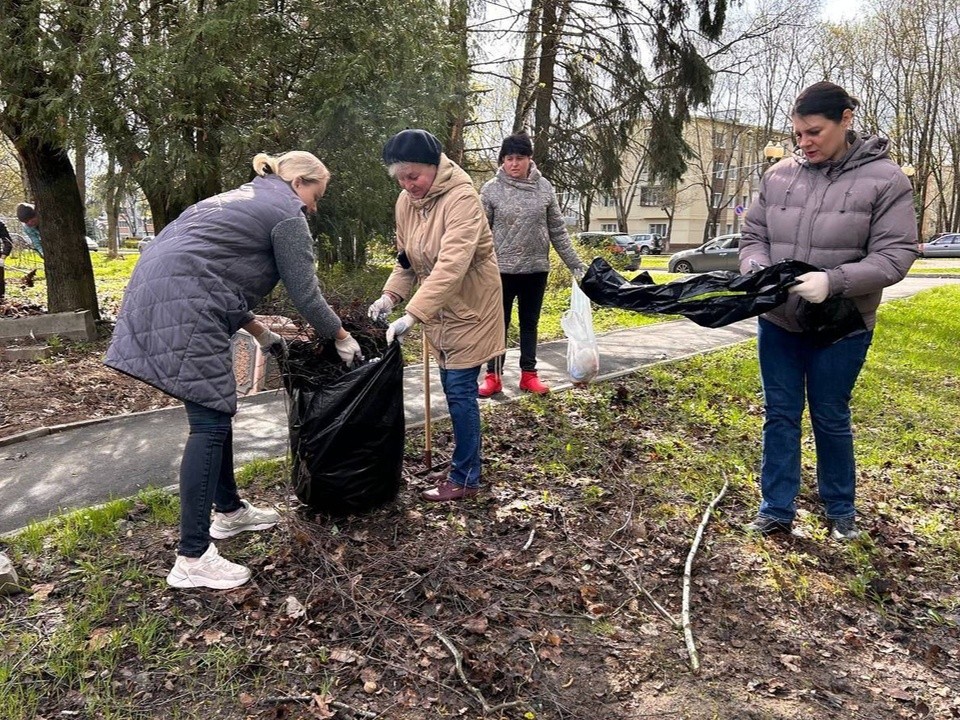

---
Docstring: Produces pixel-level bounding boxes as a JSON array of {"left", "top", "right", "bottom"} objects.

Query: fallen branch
[
  {"left": 522, "top": 525, "right": 536, "bottom": 551},
  {"left": 682, "top": 476, "right": 730, "bottom": 674},
  {"left": 436, "top": 632, "right": 526, "bottom": 715},
  {"left": 608, "top": 540, "right": 679, "bottom": 628}
]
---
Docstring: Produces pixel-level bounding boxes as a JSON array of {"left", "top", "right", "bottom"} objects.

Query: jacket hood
[
  {"left": 495, "top": 161, "right": 543, "bottom": 190},
  {"left": 797, "top": 132, "right": 890, "bottom": 175},
  {"left": 411, "top": 154, "right": 473, "bottom": 207}
]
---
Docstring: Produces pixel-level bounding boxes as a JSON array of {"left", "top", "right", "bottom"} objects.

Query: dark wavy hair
[{"left": 791, "top": 82, "right": 859, "bottom": 121}]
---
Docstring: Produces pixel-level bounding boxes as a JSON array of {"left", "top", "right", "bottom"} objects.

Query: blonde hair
[{"left": 252, "top": 151, "right": 330, "bottom": 186}]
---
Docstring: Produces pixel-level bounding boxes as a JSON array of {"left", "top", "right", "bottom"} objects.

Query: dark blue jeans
[
  {"left": 756, "top": 318, "right": 873, "bottom": 523},
  {"left": 179, "top": 401, "right": 243, "bottom": 556},
  {"left": 487, "top": 272, "right": 549, "bottom": 373},
  {"left": 439, "top": 366, "right": 483, "bottom": 488}
]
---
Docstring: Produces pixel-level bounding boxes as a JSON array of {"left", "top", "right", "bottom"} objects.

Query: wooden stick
[
  {"left": 436, "top": 632, "right": 525, "bottom": 714},
  {"left": 682, "top": 476, "right": 730, "bottom": 674},
  {"left": 422, "top": 333, "right": 432, "bottom": 470}
]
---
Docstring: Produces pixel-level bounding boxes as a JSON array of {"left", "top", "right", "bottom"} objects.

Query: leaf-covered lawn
[{"left": 2, "top": 287, "right": 958, "bottom": 719}]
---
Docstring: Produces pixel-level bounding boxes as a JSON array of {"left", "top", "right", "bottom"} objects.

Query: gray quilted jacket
[
  {"left": 740, "top": 133, "right": 918, "bottom": 331},
  {"left": 105, "top": 175, "right": 342, "bottom": 414},
  {"left": 480, "top": 163, "right": 584, "bottom": 275}
]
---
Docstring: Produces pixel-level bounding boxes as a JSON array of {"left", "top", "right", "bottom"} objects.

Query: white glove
[
  {"left": 255, "top": 329, "right": 288, "bottom": 359},
  {"left": 788, "top": 271, "right": 830, "bottom": 304},
  {"left": 572, "top": 265, "right": 586, "bottom": 282},
  {"left": 386, "top": 313, "right": 416, "bottom": 345},
  {"left": 334, "top": 333, "right": 363, "bottom": 366},
  {"left": 367, "top": 294, "right": 395, "bottom": 323}
]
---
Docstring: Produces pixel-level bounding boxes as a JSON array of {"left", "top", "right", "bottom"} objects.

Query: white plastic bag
[{"left": 561, "top": 279, "right": 600, "bottom": 385}]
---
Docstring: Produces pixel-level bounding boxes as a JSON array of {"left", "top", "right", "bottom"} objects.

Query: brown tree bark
[
  {"left": 14, "top": 135, "right": 100, "bottom": 319},
  {"left": 513, "top": 0, "right": 543, "bottom": 134}
]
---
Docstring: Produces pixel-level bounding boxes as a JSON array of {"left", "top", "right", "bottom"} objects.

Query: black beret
[
  {"left": 498, "top": 133, "right": 534, "bottom": 164},
  {"left": 382, "top": 129, "right": 442, "bottom": 166}
]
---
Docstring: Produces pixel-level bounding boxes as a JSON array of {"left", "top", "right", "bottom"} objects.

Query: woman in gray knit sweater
[{"left": 479, "top": 132, "right": 587, "bottom": 395}]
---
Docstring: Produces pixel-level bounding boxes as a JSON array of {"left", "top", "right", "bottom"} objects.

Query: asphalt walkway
[{"left": 1, "top": 275, "right": 955, "bottom": 535}]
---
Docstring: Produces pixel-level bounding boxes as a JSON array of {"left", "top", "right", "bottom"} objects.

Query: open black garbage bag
[
  {"left": 580, "top": 256, "right": 864, "bottom": 340},
  {"left": 282, "top": 341, "right": 404, "bottom": 515}
]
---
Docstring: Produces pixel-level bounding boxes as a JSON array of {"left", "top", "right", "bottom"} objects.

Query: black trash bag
[
  {"left": 581, "top": 257, "right": 815, "bottom": 328},
  {"left": 797, "top": 296, "right": 867, "bottom": 347},
  {"left": 282, "top": 341, "right": 404, "bottom": 516}
]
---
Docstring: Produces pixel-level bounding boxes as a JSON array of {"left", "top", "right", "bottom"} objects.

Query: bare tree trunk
[
  {"left": 532, "top": 0, "right": 560, "bottom": 177},
  {"left": 75, "top": 132, "right": 87, "bottom": 207},
  {"left": 513, "top": 0, "right": 543, "bottom": 134},
  {"left": 14, "top": 134, "right": 100, "bottom": 319},
  {"left": 444, "top": 0, "right": 469, "bottom": 166}
]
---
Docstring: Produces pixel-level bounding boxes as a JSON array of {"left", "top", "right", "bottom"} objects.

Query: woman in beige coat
[{"left": 368, "top": 129, "right": 504, "bottom": 502}]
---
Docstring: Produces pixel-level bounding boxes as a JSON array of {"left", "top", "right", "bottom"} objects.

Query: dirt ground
[
  {"left": 2, "top": 301, "right": 959, "bottom": 719},
  {"left": 0, "top": 330, "right": 179, "bottom": 439}
]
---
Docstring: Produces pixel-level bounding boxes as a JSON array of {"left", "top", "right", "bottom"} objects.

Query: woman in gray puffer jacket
[
  {"left": 739, "top": 82, "right": 918, "bottom": 541},
  {"left": 106, "top": 151, "right": 363, "bottom": 590},
  {"left": 479, "top": 132, "right": 587, "bottom": 396}
]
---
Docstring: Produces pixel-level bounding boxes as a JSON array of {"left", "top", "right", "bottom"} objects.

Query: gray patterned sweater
[{"left": 480, "top": 163, "right": 584, "bottom": 275}]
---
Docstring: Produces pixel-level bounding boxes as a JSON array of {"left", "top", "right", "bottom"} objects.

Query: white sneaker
[
  {"left": 166, "top": 542, "right": 251, "bottom": 589},
  {"left": 210, "top": 499, "right": 280, "bottom": 540}
]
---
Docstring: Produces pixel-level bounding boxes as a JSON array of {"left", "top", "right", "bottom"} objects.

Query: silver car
[
  {"left": 919, "top": 233, "right": 960, "bottom": 258},
  {"left": 668, "top": 233, "right": 741, "bottom": 273}
]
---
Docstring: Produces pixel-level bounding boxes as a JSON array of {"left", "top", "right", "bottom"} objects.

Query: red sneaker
[
  {"left": 478, "top": 372, "right": 502, "bottom": 397},
  {"left": 519, "top": 370, "right": 549, "bottom": 394}
]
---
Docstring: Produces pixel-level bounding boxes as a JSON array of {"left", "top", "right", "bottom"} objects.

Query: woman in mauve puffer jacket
[{"left": 739, "top": 81, "right": 918, "bottom": 541}]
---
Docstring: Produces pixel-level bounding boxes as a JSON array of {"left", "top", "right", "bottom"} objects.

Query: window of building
[
  {"left": 640, "top": 186, "right": 663, "bottom": 206},
  {"left": 725, "top": 223, "right": 733, "bottom": 235},
  {"left": 600, "top": 223, "right": 619, "bottom": 232},
  {"left": 601, "top": 194, "right": 615, "bottom": 207},
  {"left": 713, "top": 160, "right": 725, "bottom": 178},
  {"left": 713, "top": 130, "right": 726, "bottom": 148},
  {"left": 649, "top": 223, "right": 667, "bottom": 236},
  {"left": 712, "top": 192, "right": 723, "bottom": 208}
]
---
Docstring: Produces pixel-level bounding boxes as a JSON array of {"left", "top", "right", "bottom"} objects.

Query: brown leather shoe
[{"left": 421, "top": 480, "right": 480, "bottom": 502}]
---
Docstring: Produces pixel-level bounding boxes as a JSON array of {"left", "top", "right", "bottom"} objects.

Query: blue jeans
[
  {"left": 439, "top": 366, "right": 483, "bottom": 488},
  {"left": 757, "top": 318, "right": 873, "bottom": 523},
  {"left": 179, "top": 401, "right": 243, "bottom": 556}
]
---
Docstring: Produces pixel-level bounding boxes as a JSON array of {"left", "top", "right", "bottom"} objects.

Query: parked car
[
  {"left": 137, "top": 235, "right": 154, "bottom": 253},
  {"left": 608, "top": 234, "right": 641, "bottom": 258},
  {"left": 576, "top": 231, "right": 620, "bottom": 248},
  {"left": 919, "top": 233, "right": 960, "bottom": 258},
  {"left": 668, "top": 233, "right": 741, "bottom": 273},
  {"left": 575, "top": 231, "right": 640, "bottom": 259},
  {"left": 628, "top": 233, "right": 665, "bottom": 255},
  {"left": 85, "top": 236, "right": 99, "bottom": 252}
]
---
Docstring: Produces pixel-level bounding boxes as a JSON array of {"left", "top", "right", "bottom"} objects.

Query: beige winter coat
[{"left": 383, "top": 155, "right": 505, "bottom": 369}]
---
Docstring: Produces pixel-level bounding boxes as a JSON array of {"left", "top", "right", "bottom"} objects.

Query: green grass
[{"left": 1, "top": 285, "right": 958, "bottom": 718}]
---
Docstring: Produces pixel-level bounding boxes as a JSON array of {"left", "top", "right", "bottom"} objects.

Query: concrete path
[{"left": 1, "top": 275, "right": 955, "bottom": 535}]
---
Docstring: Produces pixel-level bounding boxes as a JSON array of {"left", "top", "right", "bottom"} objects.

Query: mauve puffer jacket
[{"left": 740, "top": 133, "right": 918, "bottom": 331}]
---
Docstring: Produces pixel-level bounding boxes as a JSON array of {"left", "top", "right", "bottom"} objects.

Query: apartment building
[{"left": 587, "top": 116, "right": 783, "bottom": 249}]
